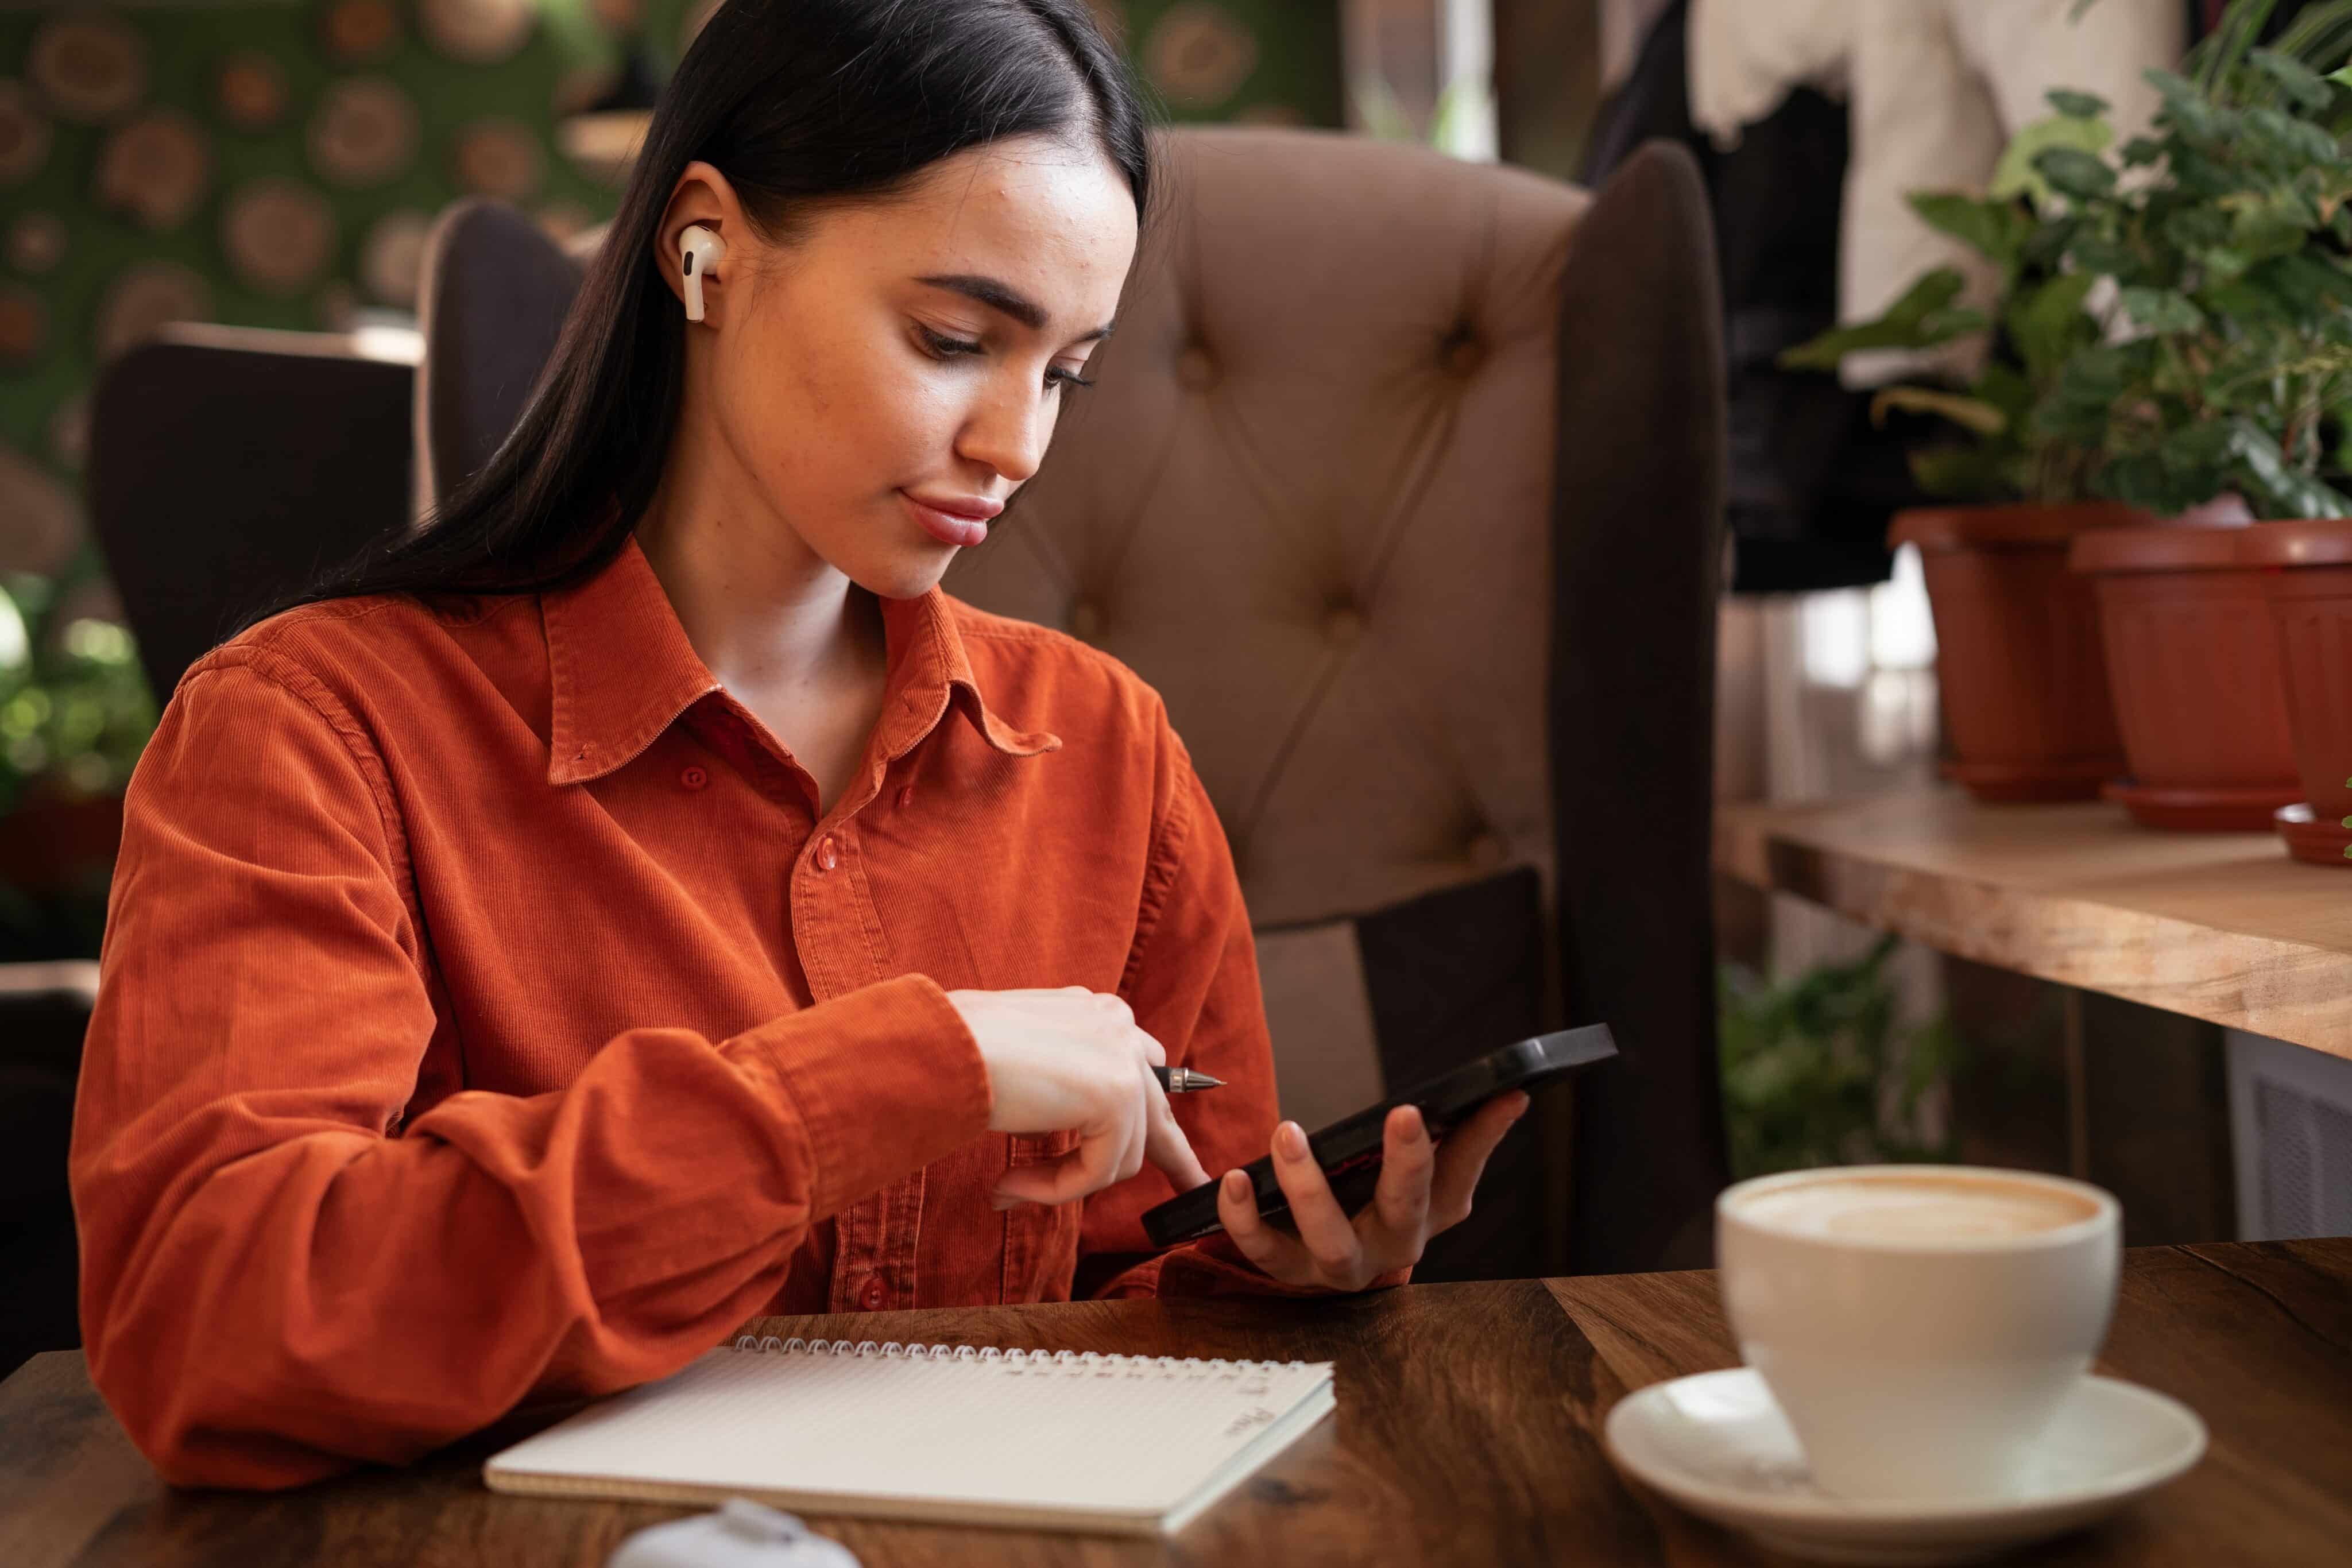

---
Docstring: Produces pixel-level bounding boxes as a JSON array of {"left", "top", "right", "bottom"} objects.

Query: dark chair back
[
  {"left": 86, "top": 328, "right": 415, "bottom": 699},
  {"left": 415, "top": 199, "right": 585, "bottom": 508}
]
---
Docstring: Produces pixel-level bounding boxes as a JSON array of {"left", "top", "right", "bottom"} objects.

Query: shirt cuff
[{"left": 732, "top": 973, "right": 991, "bottom": 1222}]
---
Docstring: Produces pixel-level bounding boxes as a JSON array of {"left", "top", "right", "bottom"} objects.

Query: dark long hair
[{"left": 245, "top": 0, "right": 1148, "bottom": 628}]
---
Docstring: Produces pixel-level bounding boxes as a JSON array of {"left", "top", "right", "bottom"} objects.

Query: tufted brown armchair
[{"left": 411, "top": 128, "right": 1731, "bottom": 1275}]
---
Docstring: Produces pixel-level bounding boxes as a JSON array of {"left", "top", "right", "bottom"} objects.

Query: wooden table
[
  {"left": 1717, "top": 791, "right": 2352, "bottom": 1063},
  {"left": 6, "top": 1240, "right": 2346, "bottom": 1566}
]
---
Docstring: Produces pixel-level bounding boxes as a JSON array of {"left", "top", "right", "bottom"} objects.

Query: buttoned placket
[
  {"left": 540, "top": 548, "right": 1059, "bottom": 1314},
  {"left": 793, "top": 701, "right": 948, "bottom": 1317}
]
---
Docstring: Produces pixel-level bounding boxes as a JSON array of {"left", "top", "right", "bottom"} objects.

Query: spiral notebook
[{"left": 483, "top": 1333, "right": 1337, "bottom": 1536}]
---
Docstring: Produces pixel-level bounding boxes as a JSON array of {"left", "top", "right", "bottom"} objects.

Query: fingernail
[
  {"left": 1224, "top": 1170, "right": 1249, "bottom": 1198},
  {"left": 1278, "top": 1122, "right": 1307, "bottom": 1159},
  {"left": 1510, "top": 1092, "right": 1531, "bottom": 1120}
]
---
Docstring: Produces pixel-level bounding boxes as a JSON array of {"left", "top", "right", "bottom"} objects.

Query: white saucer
[{"left": 1603, "top": 1368, "right": 2206, "bottom": 1566}]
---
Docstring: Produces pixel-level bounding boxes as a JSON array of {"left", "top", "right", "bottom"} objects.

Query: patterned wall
[
  {"left": 0, "top": 0, "right": 1337, "bottom": 604},
  {"left": 0, "top": 2, "right": 625, "bottom": 599}
]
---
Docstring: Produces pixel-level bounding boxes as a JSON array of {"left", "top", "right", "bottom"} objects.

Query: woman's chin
[{"left": 852, "top": 549, "right": 958, "bottom": 603}]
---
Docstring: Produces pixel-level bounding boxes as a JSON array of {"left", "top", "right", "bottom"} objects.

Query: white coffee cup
[{"left": 1716, "top": 1164, "right": 2120, "bottom": 1502}]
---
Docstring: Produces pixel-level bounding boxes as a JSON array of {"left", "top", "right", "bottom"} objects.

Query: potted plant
[
  {"left": 2034, "top": 0, "right": 2352, "bottom": 846},
  {"left": 1717, "top": 936, "right": 1964, "bottom": 1180},
  {"left": 1782, "top": 100, "right": 2142, "bottom": 803},
  {"left": 2238, "top": 524, "right": 2352, "bottom": 861},
  {"left": 0, "top": 566, "right": 156, "bottom": 942}
]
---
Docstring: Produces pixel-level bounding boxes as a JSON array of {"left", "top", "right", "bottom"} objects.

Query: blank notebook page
[{"left": 483, "top": 1336, "right": 1339, "bottom": 1536}]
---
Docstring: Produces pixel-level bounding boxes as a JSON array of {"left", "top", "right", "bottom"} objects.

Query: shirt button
[
  {"left": 680, "top": 765, "right": 709, "bottom": 790},
  {"left": 815, "top": 835, "right": 839, "bottom": 872},
  {"left": 896, "top": 785, "right": 915, "bottom": 809},
  {"left": 860, "top": 1275, "right": 887, "bottom": 1310}
]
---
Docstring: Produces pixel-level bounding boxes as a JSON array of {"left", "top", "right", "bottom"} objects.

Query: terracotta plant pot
[
  {"left": 2237, "top": 521, "right": 2352, "bottom": 865},
  {"left": 1890, "top": 502, "right": 2148, "bottom": 802},
  {"left": 2067, "top": 524, "right": 2301, "bottom": 830}
]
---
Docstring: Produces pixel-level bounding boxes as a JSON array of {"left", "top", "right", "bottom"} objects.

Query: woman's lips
[{"left": 900, "top": 491, "right": 994, "bottom": 548}]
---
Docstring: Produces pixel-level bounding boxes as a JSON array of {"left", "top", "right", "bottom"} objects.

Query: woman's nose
[{"left": 955, "top": 378, "right": 1052, "bottom": 486}]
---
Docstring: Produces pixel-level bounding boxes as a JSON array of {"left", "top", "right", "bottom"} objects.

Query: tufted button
[
  {"left": 859, "top": 1275, "right": 887, "bottom": 1311},
  {"left": 1069, "top": 599, "right": 1103, "bottom": 641},
  {"left": 1324, "top": 603, "right": 1364, "bottom": 646},
  {"left": 1175, "top": 342, "right": 1217, "bottom": 392},
  {"left": 1467, "top": 830, "right": 1508, "bottom": 869},
  {"left": 1441, "top": 328, "right": 1484, "bottom": 377},
  {"left": 680, "top": 765, "right": 709, "bottom": 791},
  {"left": 814, "top": 835, "right": 840, "bottom": 873},
  {"left": 897, "top": 784, "right": 916, "bottom": 810}
]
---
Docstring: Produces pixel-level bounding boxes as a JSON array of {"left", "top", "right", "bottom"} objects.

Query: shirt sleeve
[
  {"left": 68, "top": 650, "right": 993, "bottom": 1489},
  {"left": 1075, "top": 706, "right": 1411, "bottom": 1301}
]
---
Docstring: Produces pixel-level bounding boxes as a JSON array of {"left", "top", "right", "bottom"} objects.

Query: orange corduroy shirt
[{"left": 69, "top": 533, "right": 1399, "bottom": 1490}]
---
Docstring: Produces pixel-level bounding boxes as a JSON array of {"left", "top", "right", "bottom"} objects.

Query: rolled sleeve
[
  {"left": 744, "top": 972, "right": 991, "bottom": 1223},
  {"left": 71, "top": 656, "right": 993, "bottom": 1488}
]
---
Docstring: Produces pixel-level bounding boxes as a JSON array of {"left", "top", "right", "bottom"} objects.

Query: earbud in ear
[{"left": 680, "top": 224, "right": 726, "bottom": 322}]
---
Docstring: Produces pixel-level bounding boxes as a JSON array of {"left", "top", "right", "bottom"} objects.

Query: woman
[{"left": 69, "top": 0, "right": 1528, "bottom": 1489}]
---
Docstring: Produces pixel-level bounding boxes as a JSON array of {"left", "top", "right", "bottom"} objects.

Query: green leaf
[
  {"left": 2165, "top": 204, "right": 2234, "bottom": 253},
  {"left": 1993, "top": 115, "right": 2115, "bottom": 207},
  {"left": 2009, "top": 271, "right": 2100, "bottom": 380},
  {"left": 1870, "top": 385, "right": 2009, "bottom": 435},
  {"left": 2048, "top": 88, "right": 2110, "bottom": 119},
  {"left": 2148, "top": 67, "right": 2227, "bottom": 140},
  {"left": 2246, "top": 251, "right": 2352, "bottom": 316},
  {"left": 2250, "top": 47, "right": 2333, "bottom": 109},
  {"left": 2034, "top": 146, "right": 2119, "bottom": 201},
  {"left": 1909, "top": 192, "right": 2033, "bottom": 267},
  {"left": 2020, "top": 214, "right": 2084, "bottom": 275},
  {"left": 2069, "top": 234, "right": 2144, "bottom": 277},
  {"left": 2198, "top": 243, "right": 2258, "bottom": 284},
  {"left": 2228, "top": 197, "right": 2317, "bottom": 263},
  {"left": 2240, "top": 106, "right": 2340, "bottom": 164},
  {"left": 1907, "top": 443, "right": 2016, "bottom": 502},
  {"left": 1778, "top": 269, "right": 1986, "bottom": 369},
  {"left": 2117, "top": 285, "right": 2207, "bottom": 332},
  {"left": 2225, "top": 416, "right": 2352, "bottom": 517},
  {"left": 2119, "top": 134, "right": 2167, "bottom": 167},
  {"left": 1974, "top": 360, "right": 2037, "bottom": 425}
]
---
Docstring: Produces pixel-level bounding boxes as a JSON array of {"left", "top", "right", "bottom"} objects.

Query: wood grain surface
[
  {"left": 1716, "top": 792, "right": 2352, "bottom": 1060},
  {"left": 5, "top": 1241, "right": 2347, "bottom": 1567}
]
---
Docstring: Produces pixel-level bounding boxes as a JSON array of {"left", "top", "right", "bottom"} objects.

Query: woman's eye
[
  {"left": 918, "top": 326, "right": 984, "bottom": 358},
  {"left": 918, "top": 326, "right": 1093, "bottom": 392}
]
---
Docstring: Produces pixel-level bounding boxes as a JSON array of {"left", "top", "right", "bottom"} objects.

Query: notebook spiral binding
[{"left": 729, "top": 1333, "right": 1305, "bottom": 1376}]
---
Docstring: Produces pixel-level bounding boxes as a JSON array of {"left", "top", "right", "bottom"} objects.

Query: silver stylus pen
[{"left": 1152, "top": 1066, "right": 1225, "bottom": 1093}]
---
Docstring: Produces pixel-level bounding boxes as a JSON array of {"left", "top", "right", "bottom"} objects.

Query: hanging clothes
[
  {"left": 1690, "top": 0, "right": 2184, "bottom": 389},
  {"left": 1587, "top": 1, "right": 1921, "bottom": 593}
]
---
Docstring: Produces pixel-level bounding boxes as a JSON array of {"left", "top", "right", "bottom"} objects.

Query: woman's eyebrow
[{"left": 917, "top": 273, "right": 1116, "bottom": 342}]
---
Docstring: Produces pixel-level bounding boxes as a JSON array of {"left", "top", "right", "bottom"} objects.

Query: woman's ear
[{"left": 655, "top": 161, "right": 746, "bottom": 322}]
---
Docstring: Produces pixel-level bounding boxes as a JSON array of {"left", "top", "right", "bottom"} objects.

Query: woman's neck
[{"left": 632, "top": 457, "right": 885, "bottom": 702}]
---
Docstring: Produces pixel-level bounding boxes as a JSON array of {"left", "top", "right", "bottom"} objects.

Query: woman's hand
[
  {"left": 947, "top": 986, "right": 1211, "bottom": 1208},
  {"left": 1213, "top": 1090, "right": 1531, "bottom": 1292}
]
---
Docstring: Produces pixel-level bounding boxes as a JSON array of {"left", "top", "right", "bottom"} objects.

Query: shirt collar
[{"left": 541, "top": 533, "right": 1058, "bottom": 786}]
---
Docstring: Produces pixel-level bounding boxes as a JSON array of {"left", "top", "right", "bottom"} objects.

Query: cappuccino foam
[{"left": 1733, "top": 1174, "right": 2099, "bottom": 1243}]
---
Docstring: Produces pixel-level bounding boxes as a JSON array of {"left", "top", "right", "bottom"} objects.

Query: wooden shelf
[{"left": 1716, "top": 790, "right": 2352, "bottom": 1062}]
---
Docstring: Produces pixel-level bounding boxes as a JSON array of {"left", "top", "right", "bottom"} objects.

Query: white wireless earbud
[{"left": 679, "top": 224, "right": 726, "bottom": 322}]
